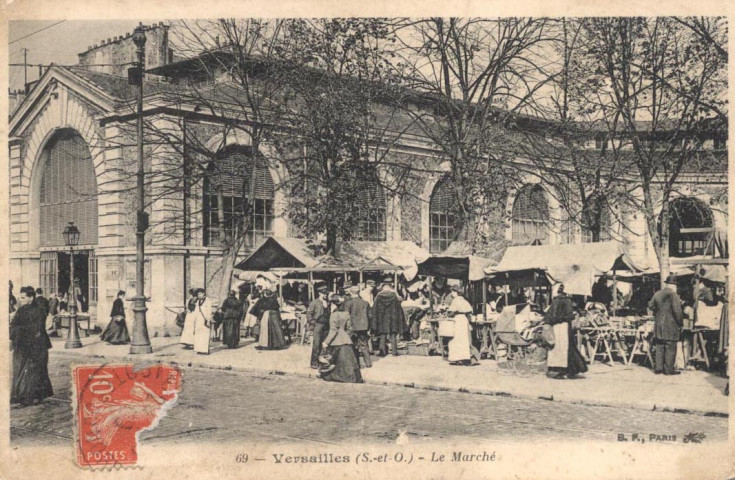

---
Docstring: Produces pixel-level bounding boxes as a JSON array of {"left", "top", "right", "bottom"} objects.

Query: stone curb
[{"left": 51, "top": 350, "right": 729, "bottom": 419}]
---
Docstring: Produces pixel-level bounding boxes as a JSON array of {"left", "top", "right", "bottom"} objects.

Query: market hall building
[{"left": 8, "top": 24, "right": 728, "bottom": 335}]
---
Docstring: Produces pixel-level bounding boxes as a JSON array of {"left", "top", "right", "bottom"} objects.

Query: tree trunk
[
  {"left": 658, "top": 200, "right": 670, "bottom": 289},
  {"left": 326, "top": 225, "right": 338, "bottom": 256},
  {"left": 641, "top": 182, "right": 668, "bottom": 289}
]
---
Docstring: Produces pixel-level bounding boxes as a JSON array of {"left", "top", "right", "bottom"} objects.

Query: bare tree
[
  {"left": 391, "top": 18, "right": 555, "bottom": 249},
  {"left": 576, "top": 17, "right": 727, "bottom": 285},
  {"left": 514, "top": 18, "right": 634, "bottom": 244}
]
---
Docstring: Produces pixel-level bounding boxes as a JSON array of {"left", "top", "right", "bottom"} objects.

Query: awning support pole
[
  {"left": 308, "top": 271, "right": 314, "bottom": 301},
  {"left": 278, "top": 274, "right": 283, "bottom": 305},
  {"left": 428, "top": 275, "right": 434, "bottom": 310},
  {"left": 482, "top": 277, "right": 487, "bottom": 322},
  {"left": 612, "top": 270, "right": 617, "bottom": 316}
]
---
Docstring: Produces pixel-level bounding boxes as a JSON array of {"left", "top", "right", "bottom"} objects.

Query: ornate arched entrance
[{"left": 36, "top": 129, "right": 99, "bottom": 312}]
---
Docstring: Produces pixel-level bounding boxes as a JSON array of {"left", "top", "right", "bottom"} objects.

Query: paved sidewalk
[{"left": 49, "top": 334, "right": 729, "bottom": 416}]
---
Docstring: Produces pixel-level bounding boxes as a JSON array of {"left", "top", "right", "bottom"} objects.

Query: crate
[{"left": 407, "top": 343, "right": 431, "bottom": 356}]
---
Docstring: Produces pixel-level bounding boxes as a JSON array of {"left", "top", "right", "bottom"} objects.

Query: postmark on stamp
[{"left": 72, "top": 364, "right": 182, "bottom": 468}]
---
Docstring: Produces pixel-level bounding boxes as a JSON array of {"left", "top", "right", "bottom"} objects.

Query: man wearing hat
[
  {"left": 648, "top": 274, "right": 684, "bottom": 375},
  {"left": 345, "top": 284, "right": 372, "bottom": 367},
  {"left": 371, "top": 277, "right": 405, "bottom": 356},
  {"left": 308, "top": 284, "right": 331, "bottom": 369}
]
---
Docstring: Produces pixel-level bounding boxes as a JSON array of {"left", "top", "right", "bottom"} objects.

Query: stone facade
[{"left": 8, "top": 26, "right": 728, "bottom": 336}]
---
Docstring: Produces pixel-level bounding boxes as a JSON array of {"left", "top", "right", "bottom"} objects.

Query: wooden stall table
[
  {"left": 53, "top": 313, "right": 93, "bottom": 337},
  {"left": 627, "top": 319, "right": 655, "bottom": 367},
  {"left": 280, "top": 309, "right": 299, "bottom": 344},
  {"left": 472, "top": 313, "right": 498, "bottom": 360}
]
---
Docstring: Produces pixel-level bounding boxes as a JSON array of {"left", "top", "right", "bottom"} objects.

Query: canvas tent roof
[
  {"left": 234, "top": 237, "right": 430, "bottom": 280},
  {"left": 485, "top": 241, "right": 645, "bottom": 296},
  {"left": 417, "top": 240, "right": 510, "bottom": 281},
  {"left": 235, "top": 237, "right": 320, "bottom": 271}
]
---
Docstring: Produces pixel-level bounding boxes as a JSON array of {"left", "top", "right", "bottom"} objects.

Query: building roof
[{"left": 64, "top": 66, "right": 184, "bottom": 101}]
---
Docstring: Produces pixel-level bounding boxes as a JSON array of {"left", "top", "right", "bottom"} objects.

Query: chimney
[{"left": 77, "top": 22, "right": 171, "bottom": 76}]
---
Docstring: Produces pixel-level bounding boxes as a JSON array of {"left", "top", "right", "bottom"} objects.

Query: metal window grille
[
  {"left": 429, "top": 176, "right": 462, "bottom": 253},
  {"left": 39, "top": 130, "right": 98, "bottom": 247},
  {"left": 352, "top": 170, "right": 387, "bottom": 241},
  {"left": 511, "top": 184, "right": 549, "bottom": 244},
  {"left": 203, "top": 148, "right": 275, "bottom": 248}
]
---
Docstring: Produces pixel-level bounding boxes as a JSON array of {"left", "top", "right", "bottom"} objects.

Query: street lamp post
[
  {"left": 129, "top": 24, "right": 152, "bottom": 354},
  {"left": 63, "top": 222, "right": 82, "bottom": 349}
]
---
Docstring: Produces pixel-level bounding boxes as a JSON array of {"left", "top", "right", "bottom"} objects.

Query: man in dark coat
[
  {"left": 371, "top": 279, "right": 405, "bottom": 356},
  {"left": 11, "top": 286, "right": 53, "bottom": 406},
  {"left": 34, "top": 288, "right": 51, "bottom": 335},
  {"left": 307, "top": 284, "right": 330, "bottom": 368},
  {"left": 345, "top": 285, "right": 372, "bottom": 367},
  {"left": 648, "top": 274, "right": 684, "bottom": 375},
  {"left": 34, "top": 288, "right": 50, "bottom": 317}
]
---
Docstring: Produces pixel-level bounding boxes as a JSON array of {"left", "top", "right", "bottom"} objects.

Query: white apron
[
  {"left": 244, "top": 296, "right": 258, "bottom": 328},
  {"left": 180, "top": 310, "right": 196, "bottom": 345},
  {"left": 192, "top": 299, "right": 212, "bottom": 354},
  {"left": 257, "top": 310, "right": 272, "bottom": 348},
  {"left": 546, "top": 322, "right": 569, "bottom": 368},
  {"left": 448, "top": 314, "right": 472, "bottom": 362}
]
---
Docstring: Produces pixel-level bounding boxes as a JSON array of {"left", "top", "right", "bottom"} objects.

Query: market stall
[
  {"left": 412, "top": 241, "right": 506, "bottom": 358},
  {"left": 484, "top": 242, "right": 652, "bottom": 366},
  {"left": 235, "top": 237, "right": 431, "bottom": 343}
]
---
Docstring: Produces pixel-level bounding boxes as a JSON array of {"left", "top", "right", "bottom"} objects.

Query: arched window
[
  {"left": 353, "top": 168, "right": 386, "bottom": 241},
  {"left": 668, "top": 197, "right": 713, "bottom": 257},
  {"left": 203, "top": 146, "right": 275, "bottom": 248},
  {"left": 429, "top": 176, "right": 463, "bottom": 253},
  {"left": 511, "top": 184, "right": 549, "bottom": 244},
  {"left": 39, "top": 129, "right": 98, "bottom": 247},
  {"left": 38, "top": 129, "right": 98, "bottom": 308}
]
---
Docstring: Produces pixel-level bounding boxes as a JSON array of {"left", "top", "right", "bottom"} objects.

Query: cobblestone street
[{"left": 10, "top": 357, "right": 728, "bottom": 447}]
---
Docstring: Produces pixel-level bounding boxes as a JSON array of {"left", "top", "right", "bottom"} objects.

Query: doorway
[{"left": 56, "top": 250, "right": 90, "bottom": 313}]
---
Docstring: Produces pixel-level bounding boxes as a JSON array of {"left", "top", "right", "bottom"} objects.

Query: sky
[{"left": 8, "top": 20, "right": 152, "bottom": 90}]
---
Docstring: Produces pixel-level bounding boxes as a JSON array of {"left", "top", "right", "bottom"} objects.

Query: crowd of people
[{"left": 8, "top": 265, "right": 726, "bottom": 404}]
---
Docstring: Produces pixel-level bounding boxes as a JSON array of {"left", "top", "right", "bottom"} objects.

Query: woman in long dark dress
[
  {"left": 11, "top": 286, "right": 54, "bottom": 406},
  {"left": 100, "top": 290, "right": 130, "bottom": 344},
  {"left": 320, "top": 296, "right": 363, "bottom": 383},
  {"left": 221, "top": 290, "right": 242, "bottom": 348},
  {"left": 250, "top": 289, "right": 287, "bottom": 349},
  {"left": 545, "top": 284, "right": 588, "bottom": 379}
]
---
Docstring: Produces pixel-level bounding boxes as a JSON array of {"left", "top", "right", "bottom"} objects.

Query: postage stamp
[{"left": 72, "top": 364, "right": 182, "bottom": 468}]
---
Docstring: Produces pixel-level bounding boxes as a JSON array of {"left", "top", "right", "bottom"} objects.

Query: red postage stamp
[{"left": 72, "top": 364, "right": 182, "bottom": 468}]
